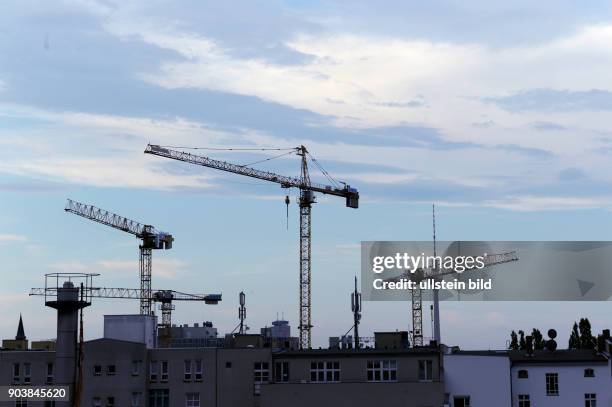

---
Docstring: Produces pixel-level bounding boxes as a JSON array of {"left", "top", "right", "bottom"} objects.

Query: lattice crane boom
[
  {"left": 145, "top": 144, "right": 359, "bottom": 349},
  {"left": 64, "top": 199, "right": 173, "bottom": 315},
  {"left": 30, "top": 287, "right": 221, "bottom": 328}
]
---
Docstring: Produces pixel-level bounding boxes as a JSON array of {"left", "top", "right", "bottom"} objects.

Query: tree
[
  {"left": 509, "top": 330, "right": 519, "bottom": 350},
  {"left": 579, "top": 318, "right": 596, "bottom": 350},
  {"left": 532, "top": 328, "right": 544, "bottom": 350},
  {"left": 568, "top": 322, "right": 580, "bottom": 349},
  {"left": 518, "top": 330, "right": 526, "bottom": 351}
]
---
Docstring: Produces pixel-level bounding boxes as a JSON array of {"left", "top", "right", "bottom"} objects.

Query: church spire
[{"left": 15, "top": 314, "right": 26, "bottom": 341}]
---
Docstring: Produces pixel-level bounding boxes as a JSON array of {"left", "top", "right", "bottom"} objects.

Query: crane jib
[{"left": 145, "top": 144, "right": 359, "bottom": 209}]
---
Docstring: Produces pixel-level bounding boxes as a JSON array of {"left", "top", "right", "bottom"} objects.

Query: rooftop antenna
[
  {"left": 351, "top": 276, "right": 362, "bottom": 349},
  {"left": 239, "top": 291, "right": 246, "bottom": 335}
]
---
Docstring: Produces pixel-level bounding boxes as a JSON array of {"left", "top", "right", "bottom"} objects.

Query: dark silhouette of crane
[
  {"left": 64, "top": 199, "right": 174, "bottom": 316},
  {"left": 144, "top": 144, "right": 359, "bottom": 349}
]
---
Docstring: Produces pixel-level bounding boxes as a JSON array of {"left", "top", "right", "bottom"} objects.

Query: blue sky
[{"left": 1, "top": 0, "right": 612, "bottom": 348}]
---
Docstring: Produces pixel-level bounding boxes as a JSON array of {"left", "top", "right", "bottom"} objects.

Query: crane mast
[
  {"left": 145, "top": 144, "right": 359, "bottom": 349},
  {"left": 65, "top": 199, "right": 173, "bottom": 315}
]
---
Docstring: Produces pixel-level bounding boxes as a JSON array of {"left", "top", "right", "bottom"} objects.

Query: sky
[{"left": 1, "top": 0, "right": 612, "bottom": 349}]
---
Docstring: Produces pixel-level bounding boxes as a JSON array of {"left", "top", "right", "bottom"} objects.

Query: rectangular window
[
  {"left": 131, "top": 361, "right": 140, "bottom": 376},
  {"left": 419, "top": 360, "right": 433, "bottom": 381},
  {"left": 16, "top": 400, "right": 27, "bottom": 407},
  {"left": 23, "top": 363, "right": 31, "bottom": 384},
  {"left": 149, "top": 361, "right": 158, "bottom": 382},
  {"left": 546, "top": 373, "right": 559, "bottom": 396},
  {"left": 585, "top": 393, "right": 597, "bottom": 407},
  {"left": 518, "top": 395, "right": 530, "bottom": 407},
  {"left": 106, "top": 365, "right": 116, "bottom": 376},
  {"left": 149, "top": 389, "right": 169, "bottom": 407},
  {"left": 13, "top": 363, "right": 20, "bottom": 384},
  {"left": 367, "top": 360, "right": 397, "bottom": 382},
  {"left": 131, "top": 393, "right": 142, "bottom": 407},
  {"left": 184, "top": 360, "right": 192, "bottom": 381},
  {"left": 310, "top": 361, "right": 340, "bottom": 383},
  {"left": 185, "top": 393, "right": 200, "bottom": 407},
  {"left": 254, "top": 362, "right": 270, "bottom": 395},
  {"left": 453, "top": 396, "right": 471, "bottom": 407},
  {"left": 44, "top": 401, "right": 56, "bottom": 407},
  {"left": 194, "top": 360, "right": 203, "bottom": 381},
  {"left": 46, "top": 363, "right": 54, "bottom": 383},
  {"left": 274, "top": 361, "right": 290, "bottom": 383},
  {"left": 160, "top": 361, "right": 168, "bottom": 382},
  {"left": 106, "top": 397, "right": 114, "bottom": 407},
  {"left": 92, "top": 398, "right": 101, "bottom": 407},
  {"left": 584, "top": 368, "right": 595, "bottom": 378},
  {"left": 93, "top": 365, "right": 102, "bottom": 376}
]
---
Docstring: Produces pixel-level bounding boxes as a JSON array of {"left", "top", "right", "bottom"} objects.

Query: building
[
  {"left": 163, "top": 322, "right": 220, "bottom": 348},
  {"left": 510, "top": 349, "right": 611, "bottom": 407},
  {"left": 0, "top": 319, "right": 444, "bottom": 407}
]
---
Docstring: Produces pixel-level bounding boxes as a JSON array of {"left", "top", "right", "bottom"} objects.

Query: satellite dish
[{"left": 548, "top": 329, "right": 557, "bottom": 339}]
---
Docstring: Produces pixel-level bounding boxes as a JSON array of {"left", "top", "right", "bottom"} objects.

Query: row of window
[
  {"left": 149, "top": 360, "right": 203, "bottom": 382},
  {"left": 517, "top": 368, "right": 596, "bottom": 379},
  {"left": 516, "top": 393, "right": 597, "bottom": 407},
  {"left": 11, "top": 363, "right": 54, "bottom": 384}
]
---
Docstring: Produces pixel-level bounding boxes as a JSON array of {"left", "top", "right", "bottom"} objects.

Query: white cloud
[
  {"left": 0, "top": 234, "right": 27, "bottom": 243},
  {"left": 484, "top": 196, "right": 612, "bottom": 211}
]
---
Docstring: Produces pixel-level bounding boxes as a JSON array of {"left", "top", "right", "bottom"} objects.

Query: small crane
[
  {"left": 145, "top": 144, "right": 359, "bottom": 349},
  {"left": 30, "top": 287, "right": 221, "bottom": 347},
  {"left": 64, "top": 199, "right": 174, "bottom": 316}
]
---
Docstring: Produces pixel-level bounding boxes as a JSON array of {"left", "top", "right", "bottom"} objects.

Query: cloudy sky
[{"left": 1, "top": 0, "right": 611, "bottom": 348}]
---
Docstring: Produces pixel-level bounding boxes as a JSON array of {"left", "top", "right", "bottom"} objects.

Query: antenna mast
[{"left": 432, "top": 204, "right": 441, "bottom": 344}]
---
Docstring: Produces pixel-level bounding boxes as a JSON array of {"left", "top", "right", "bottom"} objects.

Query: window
[
  {"left": 584, "top": 368, "right": 595, "bottom": 378},
  {"left": 106, "top": 397, "right": 114, "bottom": 407},
  {"left": 184, "top": 360, "right": 192, "bottom": 381},
  {"left": 149, "top": 361, "right": 158, "bottom": 382},
  {"left": 453, "top": 396, "right": 471, "bottom": 407},
  {"left": 44, "top": 401, "right": 56, "bottom": 407},
  {"left": 185, "top": 393, "right": 200, "bottom": 407},
  {"left": 545, "top": 373, "right": 559, "bottom": 396},
  {"left": 419, "top": 360, "right": 433, "bottom": 381},
  {"left": 310, "top": 361, "right": 340, "bottom": 383},
  {"left": 149, "top": 389, "right": 169, "bottom": 407},
  {"left": 13, "top": 363, "right": 20, "bottom": 384},
  {"left": 585, "top": 393, "right": 597, "bottom": 407},
  {"left": 131, "top": 393, "right": 142, "bottom": 407},
  {"left": 225, "top": 362, "right": 232, "bottom": 369},
  {"left": 275, "top": 361, "right": 290, "bottom": 383},
  {"left": 131, "top": 361, "right": 141, "bottom": 376},
  {"left": 160, "top": 361, "right": 169, "bottom": 382},
  {"left": 194, "top": 360, "right": 203, "bottom": 381},
  {"left": 92, "top": 398, "right": 102, "bottom": 407},
  {"left": 254, "top": 362, "right": 270, "bottom": 395},
  {"left": 46, "top": 363, "right": 54, "bottom": 383},
  {"left": 106, "top": 365, "right": 116, "bottom": 376},
  {"left": 15, "top": 400, "right": 27, "bottom": 407},
  {"left": 518, "top": 369, "right": 529, "bottom": 379},
  {"left": 23, "top": 363, "right": 31, "bottom": 384},
  {"left": 367, "top": 360, "right": 397, "bottom": 382},
  {"left": 93, "top": 365, "right": 102, "bottom": 376},
  {"left": 518, "top": 394, "right": 530, "bottom": 407}
]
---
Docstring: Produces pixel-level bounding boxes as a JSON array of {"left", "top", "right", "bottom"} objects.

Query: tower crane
[
  {"left": 145, "top": 144, "right": 359, "bottom": 349},
  {"left": 65, "top": 199, "right": 174, "bottom": 316},
  {"left": 386, "top": 249, "right": 518, "bottom": 346}
]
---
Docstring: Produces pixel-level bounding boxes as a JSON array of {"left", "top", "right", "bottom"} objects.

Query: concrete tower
[{"left": 46, "top": 280, "right": 90, "bottom": 407}]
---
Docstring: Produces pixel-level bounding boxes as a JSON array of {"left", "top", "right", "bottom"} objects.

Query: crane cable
[{"left": 307, "top": 152, "right": 342, "bottom": 188}]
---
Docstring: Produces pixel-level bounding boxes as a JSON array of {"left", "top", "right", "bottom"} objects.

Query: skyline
[{"left": 1, "top": 0, "right": 612, "bottom": 348}]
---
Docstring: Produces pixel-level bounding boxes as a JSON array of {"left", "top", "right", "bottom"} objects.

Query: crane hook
[{"left": 284, "top": 195, "right": 290, "bottom": 230}]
